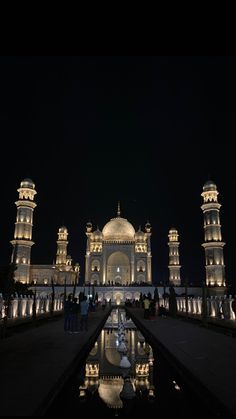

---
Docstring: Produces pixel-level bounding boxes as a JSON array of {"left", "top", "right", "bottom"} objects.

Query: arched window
[
  {"left": 91, "top": 259, "right": 100, "bottom": 272},
  {"left": 137, "top": 260, "right": 145, "bottom": 272}
]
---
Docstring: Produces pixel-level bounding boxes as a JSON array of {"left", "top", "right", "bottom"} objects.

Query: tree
[
  {"left": 202, "top": 280, "right": 208, "bottom": 327},
  {"left": 14, "top": 281, "right": 32, "bottom": 297},
  {"left": 79, "top": 291, "right": 84, "bottom": 304},
  {"left": 50, "top": 276, "right": 55, "bottom": 317},
  {"left": 63, "top": 276, "right": 67, "bottom": 305},
  {"left": 1, "top": 263, "right": 17, "bottom": 338},
  {"left": 92, "top": 284, "right": 95, "bottom": 301},
  {"left": 154, "top": 287, "right": 159, "bottom": 303},
  {"left": 32, "top": 289, "right": 37, "bottom": 323}
]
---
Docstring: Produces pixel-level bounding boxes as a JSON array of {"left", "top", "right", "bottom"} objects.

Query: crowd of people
[
  {"left": 64, "top": 293, "right": 100, "bottom": 334},
  {"left": 124, "top": 292, "right": 167, "bottom": 319}
]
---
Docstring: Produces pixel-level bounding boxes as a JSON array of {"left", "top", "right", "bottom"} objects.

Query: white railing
[
  {"left": 0, "top": 295, "right": 64, "bottom": 320},
  {"left": 159, "top": 296, "right": 236, "bottom": 321}
]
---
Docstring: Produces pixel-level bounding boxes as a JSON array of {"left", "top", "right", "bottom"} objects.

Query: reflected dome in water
[
  {"left": 120, "top": 355, "right": 131, "bottom": 368},
  {"left": 77, "top": 309, "right": 154, "bottom": 411},
  {"left": 98, "top": 378, "right": 123, "bottom": 409}
]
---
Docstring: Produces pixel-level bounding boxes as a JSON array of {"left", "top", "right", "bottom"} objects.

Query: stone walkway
[
  {"left": 0, "top": 307, "right": 111, "bottom": 416},
  {"left": 126, "top": 308, "right": 236, "bottom": 416}
]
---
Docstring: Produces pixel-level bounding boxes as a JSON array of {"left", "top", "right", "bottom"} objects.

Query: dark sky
[{"left": 0, "top": 56, "right": 234, "bottom": 289}]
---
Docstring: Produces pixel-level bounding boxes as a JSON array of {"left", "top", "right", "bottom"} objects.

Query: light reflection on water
[
  {"left": 45, "top": 308, "right": 220, "bottom": 417},
  {"left": 78, "top": 308, "right": 155, "bottom": 412}
]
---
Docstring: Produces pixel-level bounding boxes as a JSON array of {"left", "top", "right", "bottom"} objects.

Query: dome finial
[{"left": 117, "top": 201, "right": 121, "bottom": 217}]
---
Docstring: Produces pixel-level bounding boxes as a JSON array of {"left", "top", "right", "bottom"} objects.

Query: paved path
[
  {"left": 0, "top": 307, "right": 111, "bottom": 416},
  {"left": 126, "top": 308, "right": 236, "bottom": 416}
]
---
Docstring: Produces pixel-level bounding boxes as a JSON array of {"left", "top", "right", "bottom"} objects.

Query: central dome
[{"left": 102, "top": 217, "right": 135, "bottom": 242}]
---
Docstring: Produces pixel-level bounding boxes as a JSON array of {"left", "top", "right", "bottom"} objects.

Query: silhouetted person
[
  {"left": 71, "top": 297, "right": 79, "bottom": 333},
  {"left": 232, "top": 297, "right": 236, "bottom": 319},
  {"left": 102, "top": 298, "right": 106, "bottom": 310},
  {"left": 143, "top": 296, "right": 150, "bottom": 319},
  {"left": 159, "top": 305, "right": 167, "bottom": 317},
  {"left": 80, "top": 296, "right": 89, "bottom": 331},
  {"left": 149, "top": 299, "right": 156, "bottom": 319},
  {"left": 64, "top": 295, "right": 73, "bottom": 332}
]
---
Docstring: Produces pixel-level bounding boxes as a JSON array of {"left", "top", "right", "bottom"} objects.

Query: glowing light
[{"left": 173, "top": 380, "right": 181, "bottom": 391}]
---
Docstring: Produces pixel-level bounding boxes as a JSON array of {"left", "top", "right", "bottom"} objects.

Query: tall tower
[
  {"left": 168, "top": 228, "right": 181, "bottom": 286},
  {"left": 55, "top": 226, "right": 71, "bottom": 268},
  {"left": 10, "top": 178, "right": 37, "bottom": 284},
  {"left": 201, "top": 180, "right": 226, "bottom": 287},
  {"left": 145, "top": 221, "right": 152, "bottom": 283},
  {"left": 85, "top": 221, "right": 93, "bottom": 283}
]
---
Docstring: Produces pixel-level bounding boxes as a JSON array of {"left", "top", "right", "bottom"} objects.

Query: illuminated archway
[{"left": 106, "top": 251, "right": 130, "bottom": 285}]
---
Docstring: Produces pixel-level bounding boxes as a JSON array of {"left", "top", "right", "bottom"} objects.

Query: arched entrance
[{"left": 106, "top": 251, "right": 130, "bottom": 285}]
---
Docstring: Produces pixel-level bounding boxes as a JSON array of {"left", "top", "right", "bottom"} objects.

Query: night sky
[{"left": 0, "top": 56, "right": 234, "bottom": 290}]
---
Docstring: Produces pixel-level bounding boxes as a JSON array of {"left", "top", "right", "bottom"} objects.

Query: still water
[{"left": 46, "top": 309, "right": 218, "bottom": 416}]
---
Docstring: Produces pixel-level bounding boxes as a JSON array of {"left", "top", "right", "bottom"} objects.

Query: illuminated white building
[
  {"left": 7, "top": 178, "right": 227, "bottom": 293},
  {"left": 30, "top": 225, "right": 79, "bottom": 286},
  {"left": 10, "top": 179, "right": 79, "bottom": 285},
  {"left": 201, "top": 180, "right": 226, "bottom": 287},
  {"left": 10, "top": 179, "right": 37, "bottom": 283},
  {"left": 168, "top": 228, "right": 181, "bottom": 286},
  {"left": 85, "top": 204, "right": 152, "bottom": 285}
]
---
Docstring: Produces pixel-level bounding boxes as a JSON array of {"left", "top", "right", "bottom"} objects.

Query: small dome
[
  {"left": 145, "top": 221, "right": 151, "bottom": 232},
  {"left": 102, "top": 217, "right": 135, "bottom": 242},
  {"left": 59, "top": 226, "right": 68, "bottom": 233},
  {"left": 169, "top": 227, "right": 177, "bottom": 233},
  {"left": 20, "top": 178, "right": 35, "bottom": 188},
  {"left": 93, "top": 228, "right": 103, "bottom": 241},
  {"left": 86, "top": 221, "right": 93, "bottom": 232},
  {"left": 135, "top": 227, "right": 145, "bottom": 240},
  {"left": 94, "top": 227, "right": 102, "bottom": 234},
  {"left": 203, "top": 180, "right": 217, "bottom": 191}
]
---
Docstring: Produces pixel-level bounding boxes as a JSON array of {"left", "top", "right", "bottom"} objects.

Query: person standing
[
  {"left": 149, "top": 299, "right": 156, "bottom": 319},
  {"left": 231, "top": 296, "right": 236, "bottom": 320},
  {"left": 143, "top": 295, "right": 150, "bottom": 319},
  {"left": 71, "top": 297, "right": 79, "bottom": 333},
  {"left": 64, "top": 295, "right": 73, "bottom": 332},
  {"left": 80, "top": 295, "right": 89, "bottom": 331},
  {"left": 102, "top": 298, "right": 106, "bottom": 310}
]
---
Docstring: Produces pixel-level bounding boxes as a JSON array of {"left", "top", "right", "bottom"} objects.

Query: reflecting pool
[{"left": 46, "top": 309, "right": 219, "bottom": 416}]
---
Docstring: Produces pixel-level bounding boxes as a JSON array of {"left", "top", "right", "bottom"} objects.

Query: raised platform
[{"left": 33, "top": 285, "right": 203, "bottom": 302}]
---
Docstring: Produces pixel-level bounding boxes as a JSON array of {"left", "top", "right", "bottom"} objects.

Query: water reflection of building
[{"left": 79, "top": 309, "right": 155, "bottom": 410}]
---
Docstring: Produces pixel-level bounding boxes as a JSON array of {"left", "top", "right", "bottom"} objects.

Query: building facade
[
  {"left": 3, "top": 177, "right": 227, "bottom": 295},
  {"left": 85, "top": 205, "right": 152, "bottom": 285},
  {"left": 10, "top": 179, "right": 79, "bottom": 286}
]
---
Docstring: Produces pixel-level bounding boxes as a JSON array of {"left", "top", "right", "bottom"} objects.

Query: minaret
[
  {"left": 56, "top": 226, "right": 69, "bottom": 267},
  {"left": 168, "top": 228, "right": 181, "bottom": 286},
  {"left": 145, "top": 221, "right": 152, "bottom": 283},
  {"left": 201, "top": 180, "right": 226, "bottom": 287},
  {"left": 10, "top": 178, "right": 37, "bottom": 284},
  {"left": 85, "top": 221, "right": 93, "bottom": 283}
]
